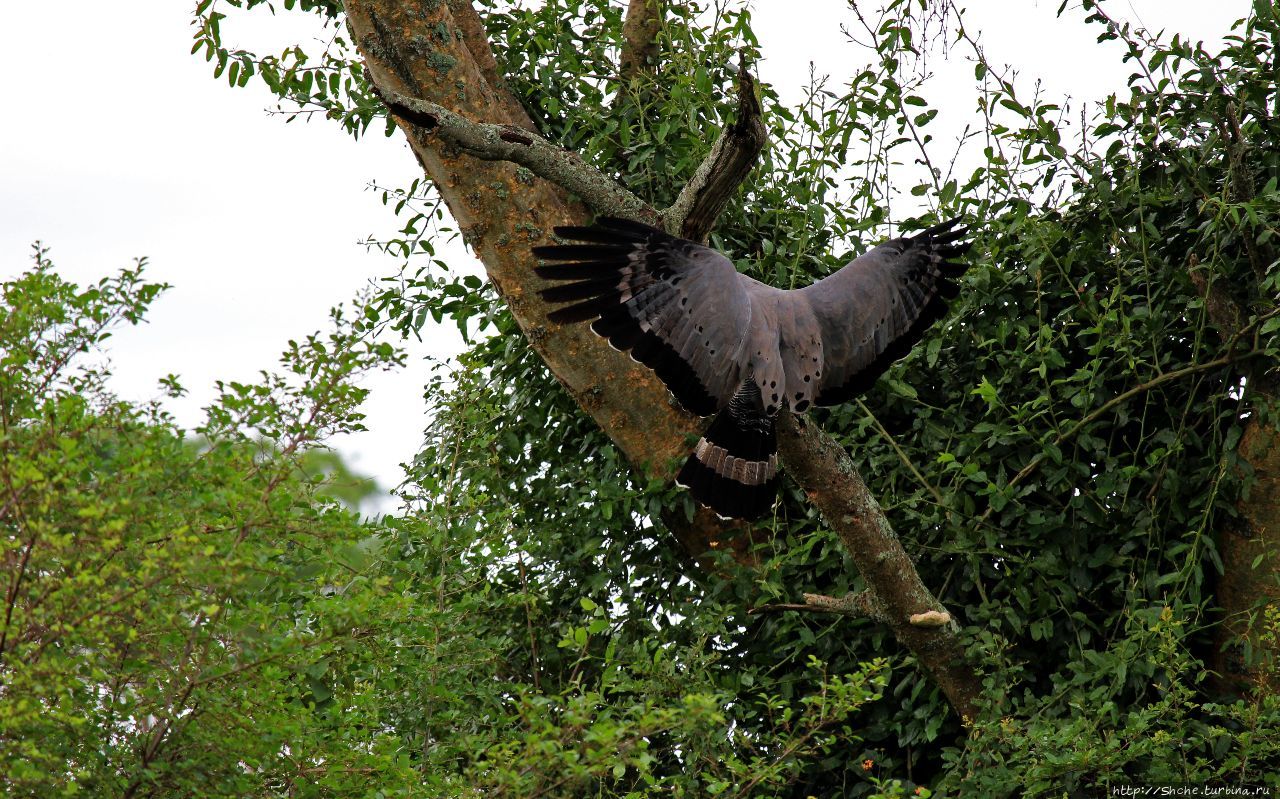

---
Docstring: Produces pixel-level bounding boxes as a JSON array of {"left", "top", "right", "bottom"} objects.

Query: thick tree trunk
[
  {"left": 1211, "top": 399, "right": 1280, "bottom": 695},
  {"left": 1190, "top": 270, "right": 1280, "bottom": 695},
  {"left": 1208, "top": 110, "right": 1280, "bottom": 694},
  {"left": 343, "top": 0, "right": 695, "bottom": 477}
]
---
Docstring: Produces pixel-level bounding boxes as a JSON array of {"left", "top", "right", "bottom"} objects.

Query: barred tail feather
[{"left": 676, "top": 403, "right": 779, "bottom": 521}]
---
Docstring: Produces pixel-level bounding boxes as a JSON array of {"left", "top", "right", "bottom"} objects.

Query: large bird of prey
[{"left": 533, "top": 216, "right": 972, "bottom": 520}]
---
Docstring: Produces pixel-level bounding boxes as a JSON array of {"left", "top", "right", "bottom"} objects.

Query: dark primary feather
[
  {"left": 534, "top": 216, "right": 975, "bottom": 520},
  {"left": 533, "top": 216, "right": 751, "bottom": 417}
]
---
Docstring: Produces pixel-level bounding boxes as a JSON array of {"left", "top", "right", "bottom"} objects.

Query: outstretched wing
[
  {"left": 799, "top": 218, "right": 972, "bottom": 406},
  {"left": 534, "top": 217, "right": 752, "bottom": 417}
]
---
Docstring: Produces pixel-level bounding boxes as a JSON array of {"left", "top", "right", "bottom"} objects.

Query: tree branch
[
  {"left": 750, "top": 590, "right": 889, "bottom": 623},
  {"left": 446, "top": 0, "right": 536, "bottom": 130},
  {"left": 663, "top": 56, "right": 767, "bottom": 241},
  {"left": 776, "top": 412, "right": 981, "bottom": 724},
  {"left": 376, "top": 87, "right": 659, "bottom": 225},
  {"left": 619, "top": 0, "right": 663, "bottom": 82}
]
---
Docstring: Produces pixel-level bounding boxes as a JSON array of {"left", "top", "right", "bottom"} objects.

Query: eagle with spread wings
[{"left": 533, "top": 217, "right": 972, "bottom": 520}]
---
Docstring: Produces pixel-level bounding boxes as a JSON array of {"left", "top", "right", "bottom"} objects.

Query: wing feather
[
  {"left": 535, "top": 217, "right": 752, "bottom": 417},
  {"left": 800, "top": 219, "right": 972, "bottom": 406}
]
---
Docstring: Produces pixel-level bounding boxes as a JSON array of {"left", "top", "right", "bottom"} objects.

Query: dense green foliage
[
  {"left": 0, "top": 255, "right": 421, "bottom": 795},
  {"left": 6, "top": 0, "right": 1280, "bottom": 796},
  {"left": 0, "top": 253, "right": 888, "bottom": 796},
  {"left": 401, "top": 2, "right": 1280, "bottom": 792}
]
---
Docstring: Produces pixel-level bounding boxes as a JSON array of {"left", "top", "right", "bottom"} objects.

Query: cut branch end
[{"left": 663, "top": 53, "right": 767, "bottom": 241}]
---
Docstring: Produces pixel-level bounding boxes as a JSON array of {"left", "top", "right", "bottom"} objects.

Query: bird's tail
[{"left": 676, "top": 380, "right": 779, "bottom": 520}]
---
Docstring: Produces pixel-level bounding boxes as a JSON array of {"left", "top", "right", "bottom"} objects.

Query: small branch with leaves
[{"left": 375, "top": 87, "right": 660, "bottom": 225}]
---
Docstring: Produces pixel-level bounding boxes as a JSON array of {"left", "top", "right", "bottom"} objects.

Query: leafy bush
[{"left": 0, "top": 251, "right": 419, "bottom": 796}]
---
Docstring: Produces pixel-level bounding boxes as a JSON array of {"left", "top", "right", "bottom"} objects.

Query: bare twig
[
  {"left": 856, "top": 398, "right": 946, "bottom": 508},
  {"left": 516, "top": 552, "right": 542, "bottom": 692},
  {"left": 662, "top": 55, "right": 767, "bottom": 240},
  {"left": 750, "top": 590, "right": 889, "bottom": 623},
  {"left": 0, "top": 532, "right": 35, "bottom": 663}
]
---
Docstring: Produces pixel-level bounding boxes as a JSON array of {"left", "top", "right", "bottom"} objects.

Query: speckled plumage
[{"left": 534, "top": 216, "right": 973, "bottom": 520}]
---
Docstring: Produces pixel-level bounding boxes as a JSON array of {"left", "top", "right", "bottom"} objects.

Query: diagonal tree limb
[
  {"left": 753, "top": 591, "right": 951, "bottom": 626},
  {"left": 777, "top": 412, "right": 981, "bottom": 723},
  {"left": 344, "top": 0, "right": 736, "bottom": 568},
  {"left": 377, "top": 70, "right": 771, "bottom": 567},
  {"left": 663, "top": 56, "right": 768, "bottom": 241},
  {"left": 345, "top": 0, "right": 696, "bottom": 479}
]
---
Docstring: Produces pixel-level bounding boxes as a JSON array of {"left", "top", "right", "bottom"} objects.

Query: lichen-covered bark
[
  {"left": 375, "top": 88, "right": 660, "bottom": 223},
  {"left": 344, "top": 0, "right": 697, "bottom": 478},
  {"left": 445, "top": 0, "right": 530, "bottom": 127}
]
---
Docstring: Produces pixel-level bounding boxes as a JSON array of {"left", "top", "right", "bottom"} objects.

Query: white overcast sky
[{"left": 0, "top": 1, "right": 1243, "bottom": 513}]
